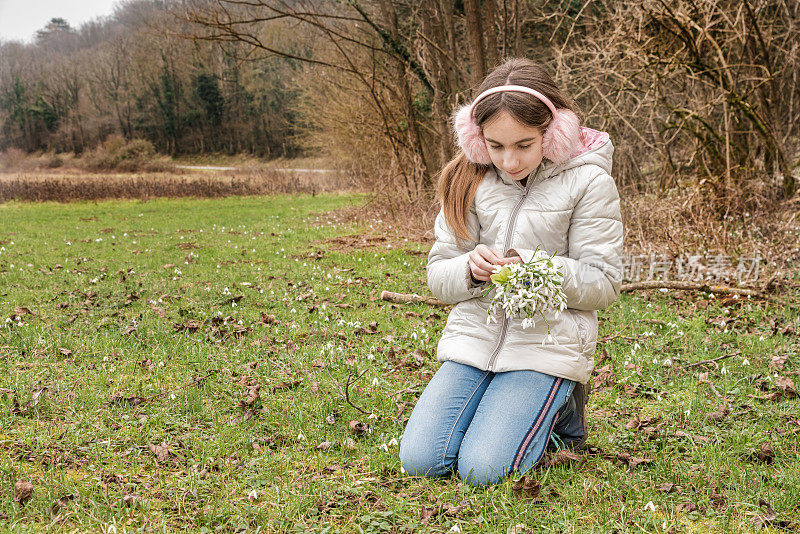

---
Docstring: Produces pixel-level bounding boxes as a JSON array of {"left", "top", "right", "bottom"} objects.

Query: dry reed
[{"left": 0, "top": 168, "right": 357, "bottom": 203}]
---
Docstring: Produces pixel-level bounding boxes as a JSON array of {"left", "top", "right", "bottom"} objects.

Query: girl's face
[{"left": 482, "top": 110, "right": 544, "bottom": 181}]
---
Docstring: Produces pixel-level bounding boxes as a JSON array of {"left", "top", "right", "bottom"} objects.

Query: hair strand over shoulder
[{"left": 438, "top": 152, "right": 488, "bottom": 247}]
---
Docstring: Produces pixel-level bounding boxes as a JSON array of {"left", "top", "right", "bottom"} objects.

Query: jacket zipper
[{"left": 485, "top": 169, "right": 541, "bottom": 371}]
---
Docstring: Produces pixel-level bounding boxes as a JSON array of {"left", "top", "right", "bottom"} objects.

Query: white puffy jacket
[{"left": 427, "top": 129, "right": 623, "bottom": 384}]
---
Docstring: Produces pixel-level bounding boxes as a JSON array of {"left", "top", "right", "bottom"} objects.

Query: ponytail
[{"left": 438, "top": 152, "right": 489, "bottom": 247}]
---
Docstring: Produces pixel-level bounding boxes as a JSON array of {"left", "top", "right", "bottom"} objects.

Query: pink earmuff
[{"left": 453, "top": 84, "right": 582, "bottom": 165}]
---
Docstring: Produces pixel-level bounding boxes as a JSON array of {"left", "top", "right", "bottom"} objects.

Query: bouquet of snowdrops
[{"left": 484, "top": 247, "right": 568, "bottom": 339}]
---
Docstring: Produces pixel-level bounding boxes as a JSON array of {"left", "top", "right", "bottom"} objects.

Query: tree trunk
[
  {"left": 378, "top": 0, "right": 430, "bottom": 189},
  {"left": 464, "top": 0, "right": 487, "bottom": 88},
  {"left": 421, "top": 1, "right": 457, "bottom": 168},
  {"left": 513, "top": 0, "right": 521, "bottom": 56},
  {"left": 484, "top": 0, "right": 500, "bottom": 69}
]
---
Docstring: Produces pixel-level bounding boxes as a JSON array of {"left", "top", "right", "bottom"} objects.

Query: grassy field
[{"left": 0, "top": 193, "right": 798, "bottom": 533}]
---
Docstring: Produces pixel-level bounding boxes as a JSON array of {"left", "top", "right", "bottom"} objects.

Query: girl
[{"left": 398, "top": 58, "right": 624, "bottom": 487}]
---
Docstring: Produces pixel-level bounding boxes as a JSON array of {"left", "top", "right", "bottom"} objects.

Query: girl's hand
[
  {"left": 497, "top": 251, "right": 523, "bottom": 266},
  {"left": 469, "top": 244, "right": 502, "bottom": 282},
  {"left": 469, "top": 243, "right": 522, "bottom": 282},
  {"left": 469, "top": 245, "right": 521, "bottom": 281}
]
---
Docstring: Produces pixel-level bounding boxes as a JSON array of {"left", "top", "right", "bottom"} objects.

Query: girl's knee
[
  {"left": 398, "top": 438, "right": 453, "bottom": 478},
  {"left": 457, "top": 447, "right": 510, "bottom": 487}
]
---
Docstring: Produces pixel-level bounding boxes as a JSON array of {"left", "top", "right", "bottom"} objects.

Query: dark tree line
[{"left": 0, "top": 2, "right": 301, "bottom": 157}]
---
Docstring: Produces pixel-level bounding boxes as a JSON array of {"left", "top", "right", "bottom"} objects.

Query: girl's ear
[
  {"left": 453, "top": 105, "right": 493, "bottom": 165},
  {"left": 541, "top": 109, "right": 582, "bottom": 164}
]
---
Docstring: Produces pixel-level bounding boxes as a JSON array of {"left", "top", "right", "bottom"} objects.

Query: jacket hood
[{"left": 496, "top": 127, "right": 613, "bottom": 185}]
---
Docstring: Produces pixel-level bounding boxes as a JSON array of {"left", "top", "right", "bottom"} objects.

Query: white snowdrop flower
[
  {"left": 367, "top": 353, "right": 375, "bottom": 361},
  {"left": 644, "top": 501, "right": 657, "bottom": 512},
  {"left": 663, "top": 358, "right": 672, "bottom": 366},
  {"left": 677, "top": 330, "right": 684, "bottom": 336},
  {"left": 720, "top": 365, "right": 728, "bottom": 375},
  {"left": 400, "top": 466, "right": 406, "bottom": 474},
  {"left": 248, "top": 490, "right": 258, "bottom": 501},
  {"left": 758, "top": 335, "right": 765, "bottom": 341},
  {"left": 169, "top": 394, "right": 176, "bottom": 400},
  {"left": 449, "top": 526, "right": 462, "bottom": 533},
  {"left": 368, "top": 413, "right": 378, "bottom": 420},
  {"left": 380, "top": 443, "right": 389, "bottom": 452},
  {"left": 742, "top": 358, "right": 750, "bottom": 365},
  {"left": 372, "top": 377, "right": 380, "bottom": 386}
]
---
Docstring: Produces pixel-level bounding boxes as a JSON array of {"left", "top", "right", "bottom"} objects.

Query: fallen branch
[
  {"left": 683, "top": 353, "right": 734, "bottom": 369},
  {"left": 384, "top": 282, "right": 783, "bottom": 308},
  {"left": 380, "top": 290, "right": 448, "bottom": 308},
  {"left": 621, "top": 280, "right": 783, "bottom": 304},
  {"left": 344, "top": 369, "right": 371, "bottom": 415},
  {"left": 108, "top": 371, "right": 217, "bottom": 406}
]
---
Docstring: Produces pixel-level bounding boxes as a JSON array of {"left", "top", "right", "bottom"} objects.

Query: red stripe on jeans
[
  {"left": 512, "top": 377, "right": 562, "bottom": 472},
  {"left": 531, "top": 410, "right": 561, "bottom": 468}
]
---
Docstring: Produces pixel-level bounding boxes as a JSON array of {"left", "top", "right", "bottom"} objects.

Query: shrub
[
  {"left": 81, "top": 136, "right": 170, "bottom": 172},
  {"left": 0, "top": 148, "right": 28, "bottom": 170},
  {"left": 45, "top": 155, "right": 63, "bottom": 168}
]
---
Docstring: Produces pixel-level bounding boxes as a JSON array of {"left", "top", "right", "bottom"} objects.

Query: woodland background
[{"left": 1, "top": 0, "right": 799, "bottom": 250}]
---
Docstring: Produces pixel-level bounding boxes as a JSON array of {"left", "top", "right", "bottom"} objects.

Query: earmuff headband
[
  {"left": 470, "top": 84, "right": 559, "bottom": 119},
  {"left": 452, "top": 84, "right": 582, "bottom": 166}
]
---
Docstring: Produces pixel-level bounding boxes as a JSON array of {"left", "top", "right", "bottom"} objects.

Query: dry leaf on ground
[
  {"left": 13, "top": 480, "right": 34, "bottom": 505},
  {"left": 550, "top": 450, "right": 583, "bottom": 466},
  {"left": 348, "top": 420, "right": 369, "bottom": 434}
]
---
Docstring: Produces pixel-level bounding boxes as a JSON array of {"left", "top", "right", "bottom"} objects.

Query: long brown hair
[{"left": 438, "top": 58, "right": 582, "bottom": 244}]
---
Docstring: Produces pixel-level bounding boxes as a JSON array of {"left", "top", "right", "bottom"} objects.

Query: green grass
[{"left": 0, "top": 193, "right": 798, "bottom": 533}]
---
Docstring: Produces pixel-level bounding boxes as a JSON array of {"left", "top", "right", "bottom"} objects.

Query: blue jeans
[{"left": 399, "top": 361, "right": 578, "bottom": 487}]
